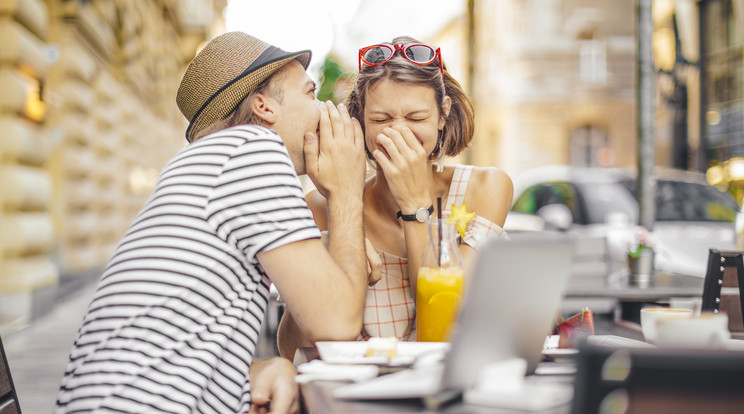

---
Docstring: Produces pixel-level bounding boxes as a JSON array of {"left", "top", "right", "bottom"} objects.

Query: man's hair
[
  {"left": 193, "top": 69, "right": 287, "bottom": 141},
  {"left": 345, "top": 36, "right": 475, "bottom": 159}
]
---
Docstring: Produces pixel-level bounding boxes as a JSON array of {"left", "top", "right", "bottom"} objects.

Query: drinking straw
[{"left": 437, "top": 197, "right": 442, "bottom": 267}]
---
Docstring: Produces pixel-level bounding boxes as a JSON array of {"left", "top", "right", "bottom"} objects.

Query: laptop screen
[{"left": 442, "top": 231, "right": 576, "bottom": 391}]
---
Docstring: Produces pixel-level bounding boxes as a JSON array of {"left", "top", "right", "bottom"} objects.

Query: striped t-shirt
[{"left": 55, "top": 125, "right": 320, "bottom": 413}]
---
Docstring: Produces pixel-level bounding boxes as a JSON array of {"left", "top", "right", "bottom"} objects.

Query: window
[
  {"left": 570, "top": 125, "right": 610, "bottom": 167},
  {"left": 701, "top": 0, "right": 744, "bottom": 159}
]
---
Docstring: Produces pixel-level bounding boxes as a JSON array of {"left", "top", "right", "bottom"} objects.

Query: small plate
[
  {"left": 542, "top": 335, "right": 579, "bottom": 358},
  {"left": 316, "top": 341, "right": 449, "bottom": 366}
]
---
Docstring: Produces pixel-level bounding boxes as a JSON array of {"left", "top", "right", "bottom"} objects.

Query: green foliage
[
  {"left": 317, "top": 55, "right": 345, "bottom": 103},
  {"left": 628, "top": 245, "right": 652, "bottom": 259}
]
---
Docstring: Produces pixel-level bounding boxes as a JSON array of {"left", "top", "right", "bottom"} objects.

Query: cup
[
  {"left": 655, "top": 312, "right": 730, "bottom": 349},
  {"left": 669, "top": 297, "right": 702, "bottom": 316},
  {"left": 640, "top": 307, "right": 693, "bottom": 344}
]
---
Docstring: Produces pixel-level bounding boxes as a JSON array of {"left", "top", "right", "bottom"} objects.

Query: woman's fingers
[
  {"left": 396, "top": 124, "right": 424, "bottom": 152},
  {"left": 365, "top": 238, "right": 382, "bottom": 286},
  {"left": 374, "top": 133, "right": 403, "bottom": 165},
  {"left": 375, "top": 126, "right": 426, "bottom": 167}
]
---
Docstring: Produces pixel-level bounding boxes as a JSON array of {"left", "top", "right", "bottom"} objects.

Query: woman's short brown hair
[{"left": 345, "top": 36, "right": 474, "bottom": 159}]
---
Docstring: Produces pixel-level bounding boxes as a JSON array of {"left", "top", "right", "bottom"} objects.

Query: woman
[{"left": 278, "top": 36, "right": 512, "bottom": 355}]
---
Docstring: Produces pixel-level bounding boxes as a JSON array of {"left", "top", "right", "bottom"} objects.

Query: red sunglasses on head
[{"left": 358, "top": 43, "right": 443, "bottom": 75}]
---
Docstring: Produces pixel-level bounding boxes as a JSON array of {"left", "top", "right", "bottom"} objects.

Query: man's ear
[{"left": 250, "top": 93, "right": 278, "bottom": 125}]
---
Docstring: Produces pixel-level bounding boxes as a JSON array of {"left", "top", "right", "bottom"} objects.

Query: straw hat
[{"left": 177, "top": 32, "right": 311, "bottom": 142}]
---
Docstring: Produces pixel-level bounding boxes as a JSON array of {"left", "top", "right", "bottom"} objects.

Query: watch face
[{"left": 415, "top": 207, "right": 429, "bottom": 222}]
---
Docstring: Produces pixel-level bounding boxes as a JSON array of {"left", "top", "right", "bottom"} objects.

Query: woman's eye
[{"left": 370, "top": 118, "right": 389, "bottom": 123}]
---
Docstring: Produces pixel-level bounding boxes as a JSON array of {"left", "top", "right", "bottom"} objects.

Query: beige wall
[
  {"left": 0, "top": 0, "right": 57, "bottom": 327},
  {"left": 0, "top": 0, "right": 224, "bottom": 326},
  {"left": 466, "top": 0, "right": 643, "bottom": 178}
]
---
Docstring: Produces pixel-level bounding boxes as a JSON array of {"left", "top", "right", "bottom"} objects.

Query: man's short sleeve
[{"left": 205, "top": 131, "right": 320, "bottom": 263}]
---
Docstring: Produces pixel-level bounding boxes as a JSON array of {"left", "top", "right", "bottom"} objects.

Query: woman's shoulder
[
  {"left": 306, "top": 188, "right": 327, "bottom": 206},
  {"left": 465, "top": 165, "right": 513, "bottom": 193},
  {"left": 305, "top": 189, "right": 329, "bottom": 228},
  {"left": 460, "top": 165, "right": 514, "bottom": 226}
]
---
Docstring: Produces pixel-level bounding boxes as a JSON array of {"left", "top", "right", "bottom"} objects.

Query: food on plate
[{"left": 364, "top": 337, "right": 398, "bottom": 358}]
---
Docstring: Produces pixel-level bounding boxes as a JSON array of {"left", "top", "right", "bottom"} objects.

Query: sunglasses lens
[
  {"left": 363, "top": 46, "right": 393, "bottom": 64},
  {"left": 405, "top": 45, "right": 436, "bottom": 63}
]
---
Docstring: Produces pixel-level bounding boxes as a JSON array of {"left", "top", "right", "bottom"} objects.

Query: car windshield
[
  {"left": 575, "top": 181, "right": 638, "bottom": 224},
  {"left": 618, "top": 179, "right": 738, "bottom": 223}
]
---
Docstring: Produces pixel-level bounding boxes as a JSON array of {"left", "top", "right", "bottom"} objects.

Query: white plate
[
  {"left": 315, "top": 341, "right": 450, "bottom": 366},
  {"left": 542, "top": 335, "right": 579, "bottom": 358}
]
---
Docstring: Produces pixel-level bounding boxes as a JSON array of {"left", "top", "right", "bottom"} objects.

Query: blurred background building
[
  {"left": 461, "top": 0, "right": 639, "bottom": 175},
  {"left": 1, "top": 0, "right": 744, "bottom": 329},
  {"left": 0, "top": 0, "right": 225, "bottom": 331},
  {"left": 324, "top": 0, "right": 744, "bottom": 203}
]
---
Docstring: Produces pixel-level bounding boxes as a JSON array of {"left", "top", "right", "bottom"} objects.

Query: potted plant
[{"left": 628, "top": 226, "right": 655, "bottom": 283}]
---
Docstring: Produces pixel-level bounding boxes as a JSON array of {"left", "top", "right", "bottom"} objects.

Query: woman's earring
[{"left": 435, "top": 129, "right": 445, "bottom": 173}]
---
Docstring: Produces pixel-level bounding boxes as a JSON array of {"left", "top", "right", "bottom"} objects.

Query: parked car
[{"left": 504, "top": 165, "right": 741, "bottom": 278}]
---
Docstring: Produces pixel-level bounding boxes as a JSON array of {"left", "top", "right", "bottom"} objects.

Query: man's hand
[
  {"left": 249, "top": 357, "right": 299, "bottom": 414},
  {"left": 304, "top": 101, "right": 365, "bottom": 198}
]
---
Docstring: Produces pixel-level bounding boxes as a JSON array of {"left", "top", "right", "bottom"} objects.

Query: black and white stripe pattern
[{"left": 55, "top": 125, "right": 320, "bottom": 413}]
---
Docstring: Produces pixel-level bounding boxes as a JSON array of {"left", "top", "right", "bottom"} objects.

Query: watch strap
[{"left": 396, "top": 205, "right": 434, "bottom": 222}]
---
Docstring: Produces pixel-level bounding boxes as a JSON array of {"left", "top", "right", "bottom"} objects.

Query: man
[{"left": 55, "top": 32, "right": 368, "bottom": 414}]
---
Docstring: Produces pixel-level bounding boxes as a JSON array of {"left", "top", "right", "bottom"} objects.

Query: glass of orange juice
[{"left": 416, "top": 219, "right": 464, "bottom": 342}]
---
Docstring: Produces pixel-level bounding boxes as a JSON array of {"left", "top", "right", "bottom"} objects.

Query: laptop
[{"left": 333, "top": 231, "right": 576, "bottom": 405}]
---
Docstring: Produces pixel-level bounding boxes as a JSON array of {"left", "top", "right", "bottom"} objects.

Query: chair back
[
  {"left": 701, "top": 249, "right": 744, "bottom": 333},
  {"left": 0, "top": 336, "right": 21, "bottom": 413},
  {"left": 572, "top": 344, "right": 744, "bottom": 414}
]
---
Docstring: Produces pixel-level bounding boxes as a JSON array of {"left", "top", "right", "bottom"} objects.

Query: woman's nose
[{"left": 390, "top": 118, "right": 408, "bottom": 129}]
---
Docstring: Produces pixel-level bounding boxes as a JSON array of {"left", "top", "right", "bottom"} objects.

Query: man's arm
[
  {"left": 277, "top": 305, "right": 310, "bottom": 359},
  {"left": 277, "top": 230, "right": 382, "bottom": 358},
  {"left": 259, "top": 102, "right": 368, "bottom": 342}
]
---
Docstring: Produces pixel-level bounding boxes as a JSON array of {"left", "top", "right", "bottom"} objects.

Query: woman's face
[{"left": 363, "top": 79, "right": 449, "bottom": 158}]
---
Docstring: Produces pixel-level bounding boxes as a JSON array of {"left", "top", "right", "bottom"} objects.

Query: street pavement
[{"left": 4, "top": 281, "right": 97, "bottom": 414}]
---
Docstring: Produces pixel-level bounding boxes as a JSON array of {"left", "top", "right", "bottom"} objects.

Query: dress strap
[{"left": 444, "top": 164, "right": 473, "bottom": 209}]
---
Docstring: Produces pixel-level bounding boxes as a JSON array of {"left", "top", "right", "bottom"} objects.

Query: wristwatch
[{"left": 396, "top": 205, "right": 434, "bottom": 223}]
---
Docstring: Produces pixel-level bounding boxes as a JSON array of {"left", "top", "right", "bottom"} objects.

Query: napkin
[
  {"left": 464, "top": 358, "right": 573, "bottom": 411},
  {"left": 726, "top": 339, "right": 744, "bottom": 351},
  {"left": 586, "top": 335, "right": 653, "bottom": 348},
  {"left": 294, "top": 360, "right": 378, "bottom": 384}
]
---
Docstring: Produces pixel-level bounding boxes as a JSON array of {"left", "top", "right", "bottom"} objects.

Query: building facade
[
  {"left": 464, "top": 0, "right": 647, "bottom": 178},
  {"left": 0, "top": 0, "right": 225, "bottom": 329}
]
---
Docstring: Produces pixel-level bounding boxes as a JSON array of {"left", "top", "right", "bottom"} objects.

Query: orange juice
[{"left": 416, "top": 266, "right": 465, "bottom": 342}]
